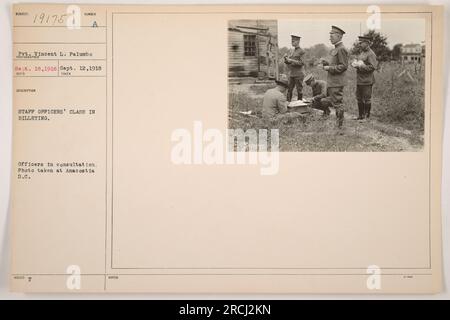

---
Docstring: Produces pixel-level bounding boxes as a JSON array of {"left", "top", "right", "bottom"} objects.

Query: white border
[{"left": 1, "top": 0, "right": 449, "bottom": 299}]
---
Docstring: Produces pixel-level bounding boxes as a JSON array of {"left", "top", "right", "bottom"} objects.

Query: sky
[{"left": 278, "top": 19, "right": 425, "bottom": 49}]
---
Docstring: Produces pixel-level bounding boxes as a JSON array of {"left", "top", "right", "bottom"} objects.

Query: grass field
[{"left": 228, "top": 61, "right": 424, "bottom": 152}]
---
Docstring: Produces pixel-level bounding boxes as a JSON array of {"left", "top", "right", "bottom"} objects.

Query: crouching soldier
[
  {"left": 262, "top": 74, "right": 302, "bottom": 124},
  {"left": 304, "top": 73, "right": 331, "bottom": 117}
]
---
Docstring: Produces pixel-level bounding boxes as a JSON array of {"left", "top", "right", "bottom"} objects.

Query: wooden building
[
  {"left": 400, "top": 43, "right": 425, "bottom": 64},
  {"left": 228, "top": 20, "right": 279, "bottom": 80}
]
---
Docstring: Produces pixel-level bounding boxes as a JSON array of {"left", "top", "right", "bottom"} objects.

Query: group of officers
[{"left": 262, "top": 25, "right": 378, "bottom": 134}]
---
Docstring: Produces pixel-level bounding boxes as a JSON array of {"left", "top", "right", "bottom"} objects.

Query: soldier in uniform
[
  {"left": 303, "top": 74, "right": 331, "bottom": 117},
  {"left": 262, "top": 74, "right": 303, "bottom": 124},
  {"left": 283, "top": 34, "right": 305, "bottom": 102},
  {"left": 353, "top": 36, "right": 378, "bottom": 120},
  {"left": 262, "top": 74, "right": 289, "bottom": 119},
  {"left": 321, "top": 26, "right": 349, "bottom": 132}
]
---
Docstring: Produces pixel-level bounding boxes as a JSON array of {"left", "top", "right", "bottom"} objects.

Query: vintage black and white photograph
[{"left": 228, "top": 18, "right": 426, "bottom": 151}]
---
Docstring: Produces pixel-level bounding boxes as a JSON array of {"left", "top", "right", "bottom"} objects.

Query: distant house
[
  {"left": 400, "top": 43, "right": 425, "bottom": 63},
  {"left": 228, "top": 20, "right": 279, "bottom": 79}
]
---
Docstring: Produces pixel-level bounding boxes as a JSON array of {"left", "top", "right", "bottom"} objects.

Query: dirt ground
[{"left": 228, "top": 83, "right": 424, "bottom": 152}]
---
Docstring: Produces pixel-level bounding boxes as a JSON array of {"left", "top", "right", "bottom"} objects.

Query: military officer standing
[
  {"left": 353, "top": 36, "right": 378, "bottom": 120},
  {"left": 321, "top": 26, "right": 348, "bottom": 132},
  {"left": 284, "top": 34, "right": 305, "bottom": 102},
  {"left": 303, "top": 74, "right": 331, "bottom": 117}
]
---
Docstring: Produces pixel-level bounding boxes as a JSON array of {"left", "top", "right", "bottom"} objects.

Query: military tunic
[
  {"left": 262, "top": 88, "right": 288, "bottom": 118},
  {"left": 310, "top": 80, "right": 332, "bottom": 113},
  {"left": 326, "top": 42, "right": 349, "bottom": 88},
  {"left": 356, "top": 48, "right": 377, "bottom": 85},
  {"left": 311, "top": 80, "right": 327, "bottom": 100},
  {"left": 285, "top": 47, "right": 305, "bottom": 101}
]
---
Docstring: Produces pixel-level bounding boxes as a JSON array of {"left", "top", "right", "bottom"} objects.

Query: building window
[{"left": 244, "top": 34, "right": 256, "bottom": 57}]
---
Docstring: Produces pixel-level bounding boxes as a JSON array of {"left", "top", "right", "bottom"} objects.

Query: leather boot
[
  {"left": 287, "top": 90, "right": 292, "bottom": 102},
  {"left": 365, "top": 102, "right": 371, "bottom": 118},
  {"left": 356, "top": 102, "right": 364, "bottom": 120},
  {"left": 336, "top": 109, "right": 344, "bottom": 128}
]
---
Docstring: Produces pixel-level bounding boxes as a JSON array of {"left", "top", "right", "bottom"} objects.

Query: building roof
[{"left": 403, "top": 43, "right": 421, "bottom": 48}]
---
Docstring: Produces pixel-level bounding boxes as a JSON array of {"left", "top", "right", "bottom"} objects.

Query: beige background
[
  {"left": 7, "top": 3, "right": 444, "bottom": 294},
  {"left": 112, "top": 13, "right": 430, "bottom": 271}
]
